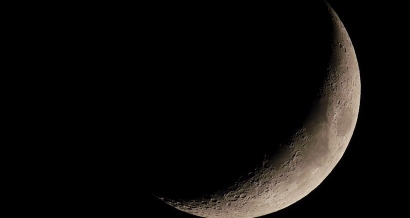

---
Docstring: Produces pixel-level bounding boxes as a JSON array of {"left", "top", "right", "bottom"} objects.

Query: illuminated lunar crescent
[{"left": 152, "top": 2, "right": 360, "bottom": 217}]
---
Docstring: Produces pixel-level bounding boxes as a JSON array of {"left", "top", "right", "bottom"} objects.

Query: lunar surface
[{"left": 146, "top": 2, "right": 360, "bottom": 218}]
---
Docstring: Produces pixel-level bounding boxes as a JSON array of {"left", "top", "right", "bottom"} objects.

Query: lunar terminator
[{"left": 149, "top": 2, "right": 360, "bottom": 217}]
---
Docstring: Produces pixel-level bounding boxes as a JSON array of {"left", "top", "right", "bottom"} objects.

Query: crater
[{"left": 337, "top": 108, "right": 354, "bottom": 136}]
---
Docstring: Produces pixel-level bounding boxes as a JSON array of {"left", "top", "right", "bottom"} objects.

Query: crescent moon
[{"left": 154, "top": 2, "right": 360, "bottom": 217}]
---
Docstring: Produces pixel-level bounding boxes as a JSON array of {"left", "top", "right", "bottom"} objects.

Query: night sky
[
  {"left": 54, "top": 1, "right": 406, "bottom": 217},
  {"left": 139, "top": 2, "right": 404, "bottom": 217}
]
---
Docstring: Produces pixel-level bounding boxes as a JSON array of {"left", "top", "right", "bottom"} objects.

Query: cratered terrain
[{"left": 144, "top": 2, "right": 360, "bottom": 217}]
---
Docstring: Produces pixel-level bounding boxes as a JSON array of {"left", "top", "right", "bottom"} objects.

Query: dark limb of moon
[{"left": 145, "top": 2, "right": 360, "bottom": 217}]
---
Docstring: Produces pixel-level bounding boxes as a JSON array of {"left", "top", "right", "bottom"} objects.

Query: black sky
[
  {"left": 59, "top": 1, "right": 407, "bottom": 217},
  {"left": 132, "top": 1, "right": 405, "bottom": 217}
]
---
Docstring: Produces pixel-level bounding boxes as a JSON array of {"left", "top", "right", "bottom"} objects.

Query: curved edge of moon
[{"left": 158, "top": 3, "right": 361, "bottom": 218}]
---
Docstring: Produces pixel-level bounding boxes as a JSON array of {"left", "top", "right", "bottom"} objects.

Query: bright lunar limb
[{"left": 154, "top": 2, "right": 360, "bottom": 218}]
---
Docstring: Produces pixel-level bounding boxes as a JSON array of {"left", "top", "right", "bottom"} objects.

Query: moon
[{"left": 147, "top": 2, "right": 360, "bottom": 217}]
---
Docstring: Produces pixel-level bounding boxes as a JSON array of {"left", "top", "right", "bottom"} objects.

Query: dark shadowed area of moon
[{"left": 142, "top": 1, "right": 360, "bottom": 217}]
